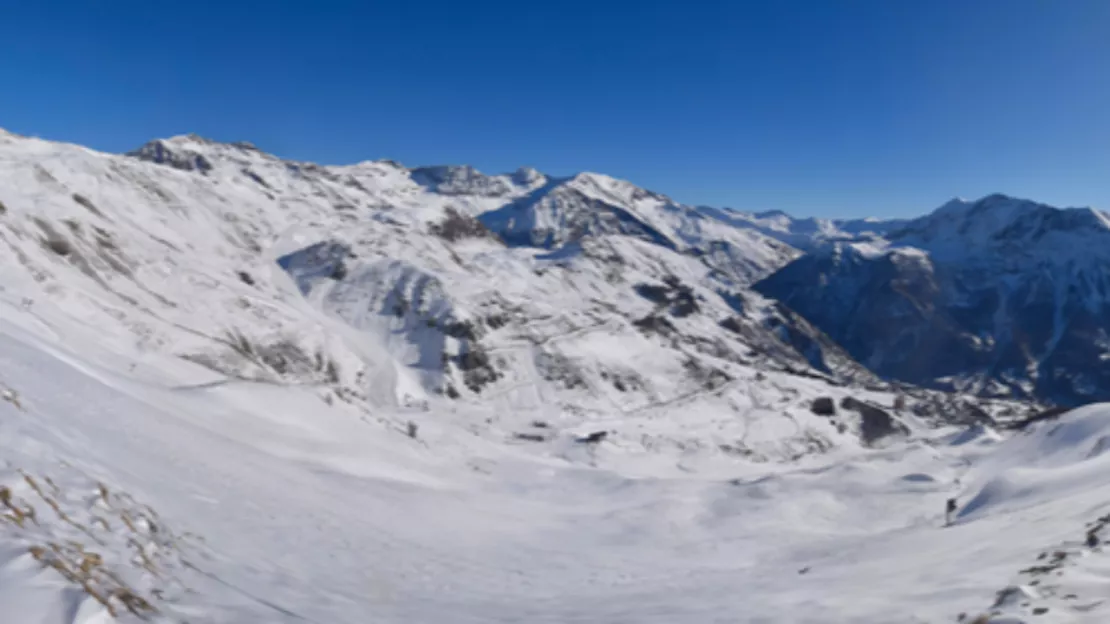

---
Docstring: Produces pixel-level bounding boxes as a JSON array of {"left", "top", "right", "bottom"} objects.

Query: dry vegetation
[
  {"left": 429, "top": 206, "right": 495, "bottom": 242},
  {"left": 1, "top": 471, "right": 192, "bottom": 619}
]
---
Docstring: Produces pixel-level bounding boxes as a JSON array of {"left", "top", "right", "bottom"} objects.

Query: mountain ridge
[
  {"left": 9, "top": 126, "right": 1008, "bottom": 462},
  {"left": 756, "top": 193, "right": 1110, "bottom": 405},
  {"left": 6, "top": 126, "right": 1094, "bottom": 411}
]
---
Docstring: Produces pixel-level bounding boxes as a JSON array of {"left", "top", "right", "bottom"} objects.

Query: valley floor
[{"left": 2, "top": 305, "right": 1110, "bottom": 624}]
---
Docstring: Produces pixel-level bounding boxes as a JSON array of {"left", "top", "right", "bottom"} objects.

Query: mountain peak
[
  {"left": 754, "top": 209, "right": 791, "bottom": 219},
  {"left": 134, "top": 134, "right": 266, "bottom": 157},
  {"left": 168, "top": 132, "right": 211, "bottom": 143},
  {"left": 128, "top": 137, "right": 216, "bottom": 173},
  {"left": 511, "top": 166, "right": 544, "bottom": 185},
  {"left": 409, "top": 164, "right": 550, "bottom": 197},
  {"left": 892, "top": 194, "right": 1110, "bottom": 257},
  {"left": 935, "top": 193, "right": 1029, "bottom": 214}
]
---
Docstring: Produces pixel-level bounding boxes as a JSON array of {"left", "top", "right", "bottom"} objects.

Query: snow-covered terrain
[
  {"left": 7, "top": 296, "right": 1110, "bottom": 623},
  {"left": 695, "top": 206, "right": 909, "bottom": 251},
  {"left": 756, "top": 194, "right": 1110, "bottom": 406},
  {"left": 1, "top": 128, "right": 1107, "bottom": 623}
]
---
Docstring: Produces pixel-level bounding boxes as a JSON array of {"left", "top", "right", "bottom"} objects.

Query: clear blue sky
[{"left": 2, "top": 1, "right": 1108, "bottom": 217}]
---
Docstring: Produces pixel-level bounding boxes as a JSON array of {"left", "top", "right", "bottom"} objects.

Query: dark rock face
[
  {"left": 755, "top": 235, "right": 1110, "bottom": 406},
  {"left": 755, "top": 246, "right": 960, "bottom": 381},
  {"left": 632, "top": 315, "right": 676, "bottom": 336},
  {"left": 410, "top": 165, "right": 517, "bottom": 197},
  {"left": 275, "top": 241, "right": 352, "bottom": 295},
  {"left": 480, "top": 187, "right": 680, "bottom": 251},
  {"left": 634, "top": 276, "right": 700, "bottom": 318},
  {"left": 577, "top": 431, "right": 608, "bottom": 444},
  {"left": 840, "top": 397, "right": 908, "bottom": 445},
  {"left": 1006, "top": 406, "right": 1073, "bottom": 431},
  {"left": 811, "top": 397, "right": 836, "bottom": 416},
  {"left": 128, "top": 140, "right": 213, "bottom": 173},
  {"left": 453, "top": 346, "right": 501, "bottom": 393}
]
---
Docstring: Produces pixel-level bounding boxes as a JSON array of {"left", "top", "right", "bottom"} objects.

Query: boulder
[
  {"left": 577, "top": 431, "right": 609, "bottom": 444},
  {"left": 811, "top": 397, "right": 836, "bottom": 416},
  {"left": 841, "top": 397, "right": 909, "bottom": 445}
]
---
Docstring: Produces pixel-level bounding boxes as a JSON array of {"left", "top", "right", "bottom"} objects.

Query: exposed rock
[
  {"left": 754, "top": 195, "right": 1110, "bottom": 406},
  {"left": 1007, "top": 405, "right": 1073, "bottom": 431},
  {"left": 840, "top": 397, "right": 909, "bottom": 445},
  {"left": 632, "top": 315, "right": 676, "bottom": 336},
  {"left": 811, "top": 397, "right": 836, "bottom": 416},
  {"left": 535, "top": 350, "right": 587, "bottom": 390},
  {"left": 634, "top": 283, "right": 671, "bottom": 305},
  {"left": 633, "top": 277, "right": 700, "bottom": 317},
  {"left": 683, "top": 357, "right": 732, "bottom": 391},
  {"left": 128, "top": 139, "right": 213, "bottom": 173},
  {"left": 430, "top": 206, "right": 496, "bottom": 242}
]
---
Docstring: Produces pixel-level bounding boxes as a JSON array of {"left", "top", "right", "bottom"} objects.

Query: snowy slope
[
  {"left": 477, "top": 172, "right": 800, "bottom": 285},
  {"left": 4, "top": 309, "right": 1108, "bottom": 623}
]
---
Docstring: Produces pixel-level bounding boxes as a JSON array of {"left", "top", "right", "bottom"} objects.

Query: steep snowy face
[
  {"left": 478, "top": 173, "right": 800, "bottom": 284},
  {"left": 889, "top": 193, "right": 1110, "bottom": 260},
  {"left": 478, "top": 177, "right": 675, "bottom": 249},
  {"left": 128, "top": 137, "right": 799, "bottom": 286},
  {"left": 409, "top": 164, "right": 548, "bottom": 197},
  {"left": 756, "top": 194, "right": 1110, "bottom": 405}
]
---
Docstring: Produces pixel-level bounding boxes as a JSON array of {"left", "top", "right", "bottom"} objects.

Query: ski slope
[{"left": 4, "top": 298, "right": 1110, "bottom": 623}]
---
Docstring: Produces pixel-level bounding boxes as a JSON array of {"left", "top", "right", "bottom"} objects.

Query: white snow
[
  {"left": 6, "top": 311, "right": 1110, "bottom": 623},
  {"left": 2, "top": 129, "right": 1106, "bottom": 623},
  {"left": 893, "top": 194, "right": 1110, "bottom": 264},
  {"left": 694, "top": 206, "right": 909, "bottom": 251}
]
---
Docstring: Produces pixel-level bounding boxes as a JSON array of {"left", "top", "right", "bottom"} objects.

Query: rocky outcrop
[
  {"left": 840, "top": 397, "right": 908, "bottom": 445},
  {"left": 811, "top": 397, "right": 836, "bottom": 416}
]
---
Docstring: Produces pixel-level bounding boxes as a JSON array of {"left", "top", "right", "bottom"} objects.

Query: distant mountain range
[
  {"left": 756, "top": 194, "right": 1110, "bottom": 405},
  {"left": 3, "top": 127, "right": 1104, "bottom": 417}
]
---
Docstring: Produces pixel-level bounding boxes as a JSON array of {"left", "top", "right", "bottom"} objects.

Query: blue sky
[{"left": 1, "top": 1, "right": 1108, "bottom": 217}]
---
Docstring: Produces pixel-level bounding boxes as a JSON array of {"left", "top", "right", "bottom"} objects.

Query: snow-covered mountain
[
  {"left": 9, "top": 128, "right": 1110, "bottom": 623},
  {"left": 0, "top": 129, "right": 1071, "bottom": 437},
  {"left": 695, "top": 205, "right": 909, "bottom": 250},
  {"left": 1, "top": 128, "right": 945, "bottom": 461},
  {"left": 756, "top": 193, "right": 1110, "bottom": 405}
]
